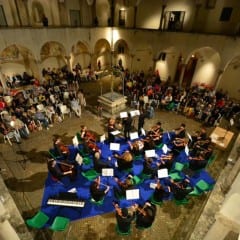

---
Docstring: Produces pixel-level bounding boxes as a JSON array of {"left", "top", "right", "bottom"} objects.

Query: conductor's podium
[{"left": 210, "top": 127, "right": 234, "bottom": 150}]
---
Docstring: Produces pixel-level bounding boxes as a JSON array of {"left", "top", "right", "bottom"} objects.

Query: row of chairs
[{"left": 26, "top": 211, "right": 69, "bottom": 231}]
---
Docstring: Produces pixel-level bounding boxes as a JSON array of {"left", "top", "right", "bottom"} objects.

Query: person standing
[
  {"left": 122, "top": 113, "right": 132, "bottom": 140},
  {"left": 138, "top": 109, "right": 146, "bottom": 136},
  {"left": 113, "top": 202, "right": 136, "bottom": 234},
  {"left": 77, "top": 89, "right": 86, "bottom": 111}
]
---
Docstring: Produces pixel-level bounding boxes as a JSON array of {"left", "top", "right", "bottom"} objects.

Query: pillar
[
  {"left": 0, "top": 202, "right": 20, "bottom": 240},
  {"left": 204, "top": 193, "right": 240, "bottom": 240},
  {"left": 179, "top": 64, "right": 186, "bottom": 88},
  {"left": 204, "top": 219, "right": 230, "bottom": 240},
  {"left": 214, "top": 69, "right": 224, "bottom": 91},
  {"left": 0, "top": 67, "right": 8, "bottom": 93},
  {"left": 133, "top": 6, "right": 137, "bottom": 28},
  {"left": 159, "top": 1, "right": 167, "bottom": 30}
]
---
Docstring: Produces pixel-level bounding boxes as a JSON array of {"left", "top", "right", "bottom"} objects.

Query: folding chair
[
  {"left": 26, "top": 211, "right": 49, "bottom": 229},
  {"left": 81, "top": 169, "right": 99, "bottom": 181},
  {"left": 49, "top": 216, "right": 70, "bottom": 231},
  {"left": 90, "top": 197, "right": 104, "bottom": 205}
]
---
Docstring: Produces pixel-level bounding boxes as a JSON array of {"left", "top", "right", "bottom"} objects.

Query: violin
[{"left": 57, "top": 160, "right": 77, "bottom": 178}]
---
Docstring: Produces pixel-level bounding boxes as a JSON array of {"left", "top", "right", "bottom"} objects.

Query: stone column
[
  {"left": 179, "top": 63, "right": 186, "bottom": 88},
  {"left": 159, "top": 0, "right": 167, "bottom": 30},
  {"left": 22, "top": 0, "right": 31, "bottom": 26},
  {"left": 204, "top": 193, "right": 240, "bottom": 240},
  {"left": 133, "top": 6, "right": 137, "bottom": 28},
  {"left": 214, "top": 69, "right": 224, "bottom": 91},
  {"left": 0, "top": 67, "right": 8, "bottom": 93},
  {"left": 0, "top": 202, "right": 20, "bottom": 240}
]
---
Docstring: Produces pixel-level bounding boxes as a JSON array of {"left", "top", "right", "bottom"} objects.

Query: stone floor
[{"left": 0, "top": 78, "right": 238, "bottom": 240}]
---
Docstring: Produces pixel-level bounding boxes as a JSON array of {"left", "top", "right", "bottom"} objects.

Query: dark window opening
[
  {"left": 119, "top": 10, "right": 126, "bottom": 27},
  {"left": 220, "top": 7, "right": 232, "bottom": 22}
]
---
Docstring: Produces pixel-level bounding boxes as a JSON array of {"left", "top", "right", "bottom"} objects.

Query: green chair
[
  {"left": 169, "top": 172, "right": 183, "bottom": 181},
  {"left": 189, "top": 187, "right": 202, "bottom": 196},
  {"left": 196, "top": 179, "right": 214, "bottom": 192},
  {"left": 155, "top": 143, "right": 164, "bottom": 150},
  {"left": 26, "top": 211, "right": 49, "bottom": 229},
  {"left": 150, "top": 195, "right": 163, "bottom": 206},
  {"left": 48, "top": 149, "right": 59, "bottom": 159},
  {"left": 174, "top": 198, "right": 189, "bottom": 205},
  {"left": 83, "top": 156, "right": 92, "bottom": 165},
  {"left": 132, "top": 176, "right": 141, "bottom": 185},
  {"left": 115, "top": 224, "right": 131, "bottom": 235},
  {"left": 76, "top": 132, "right": 82, "bottom": 142},
  {"left": 90, "top": 197, "right": 104, "bottom": 205},
  {"left": 207, "top": 154, "right": 216, "bottom": 167},
  {"left": 81, "top": 169, "right": 99, "bottom": 181},
  {"left": 49, "top": 216, "right": 70, "bottom": 231},
  {"left": 134, "top": 155, "right": 142, "bottom": 160},
  {"left": 172, "top": 162, "right": 185, "bottom": 172}
]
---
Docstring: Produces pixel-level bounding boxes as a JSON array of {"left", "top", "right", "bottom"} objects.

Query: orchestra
[{"left": 45, "top": 116, "right": 214, "bottom": 232}]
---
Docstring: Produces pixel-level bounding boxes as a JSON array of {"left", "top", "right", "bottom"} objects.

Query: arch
[
  {"left": 93, "top": 38, "right": 111, "bottom": 70},
  {"left": 0, "top": 44, "right": 38, "bottom": 79},
  {"left": 40, "top": 41, "right": 67, "bottom": 69},
  {"left": 217, "top": 56, "right": 240, "bottom": 100},
  {"left": 71, "top": 41, "right": 91, "bottom": 70},
  {"left": 182, "top": 47, "right": 221, "bottom": 88},
  {"left": 113, "top": 39, "right": 130, "bottom": 69}
]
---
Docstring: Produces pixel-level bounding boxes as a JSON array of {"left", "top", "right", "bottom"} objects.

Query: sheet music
[
  {"left": 185, "top": 145, "right": 189, "bottom": 156},
  {"left": 68, "top": 187, "right": 77, "bottom": 193},
  {"left": 111, "top": 130, "right": 121, "bottom": 135},
  {"left": 186, "top": 132, "right": 192, "bottom": 142},
  {"left": 145, "top": 149, "right": 156, "bottom": 158},
  {"left": 102, "top": 168, "right": 114, "bottom": 176},
  {"left": 141, "top": 128, "right": 146, "bottom": 136},
  {"left": 162, "top": 144, "right": 168, "bottom": 154},
  {"left": 130, "top": 110, "right": 140, "bottom": 117},
  {"left": 130, "top": 132, "right": 139, "bottom": 140},
  {"left": 150, "top": 183, "right": 157, "bottom": 189},
  {"left": 100, "top": 134, "right": 106, "bottom": 143},
  {"left": 157, "top": 168, "right": 169, "bottom": 178},
  {"left": 75, "top": 153, "right": 83, "bottom": 165},
  {"left": 110, "top": 143, "right": 120, "bottom": 151},
  {"left": 126, "top": 189, "right": 140, "bottom": 200},
  {"left": 72, "top": 136, "right": 79, "bottom": 147},
  {"left": 120, "top": 112, "right": 128, "bottom": 118}
]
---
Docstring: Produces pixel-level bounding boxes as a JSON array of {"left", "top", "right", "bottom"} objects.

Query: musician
[
  {"left": 47, "top": 158, "right": 73, "bottom": 181},
  {"left": 170, "top": 179, "right": 193, "bottom": 201},
  {"left": 173, "top": 123, "right": 186, "bottom": 139},
  {"left": 158, "top": 153, "right": 174, "bottom": 170},
  {"left": 113, "top": 202, "right": 136, "bottom": 233},
  {"left": 93, "top": 151, "right": 111, "bottom": 173},
  {"left": 153, "top": 180, "right": 171, "bottom": 202},
  {"left": 114, "top": 175, "right": 134, "bottom": 198},
  {"left": 191, "top": 137, "right": 212, "bottom": 156},
  {"left": 90, "top": 176, "right": 110, "bottom": 202},
  {"left": 138, "top": 109, "right": 146, "bottom": 136},
  {"left": 135, "top": 202, "right": 157, "bottom": 229},
  {"left": 147, "top": 121, "right": 163, "bottom": 145},
  {"left": 189, "top": 152, "right": 208, "bottom": 171},
  {"left": 114, "top": 150, "right": 133, "bottom": 171},
  {"left": 172, "top": 137, "right": 188, "bottom": 157},
  {"left": 53, "top": 137, "right": 70, "bottom": 159},
  {"left": 122, "top": 113, "right": 132, "bottom": 140},
  {"left": 80, "top": 125, "right": 88, "bottom": 139},
  {"left": 107, "top": 118, "right": 116, "bottom": 143},
  {"left": 128, "top": 140, "right": 144, "bottom": 155},
  {"left": 142, "top": 157, "right": 160, "bottom": 177}
]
